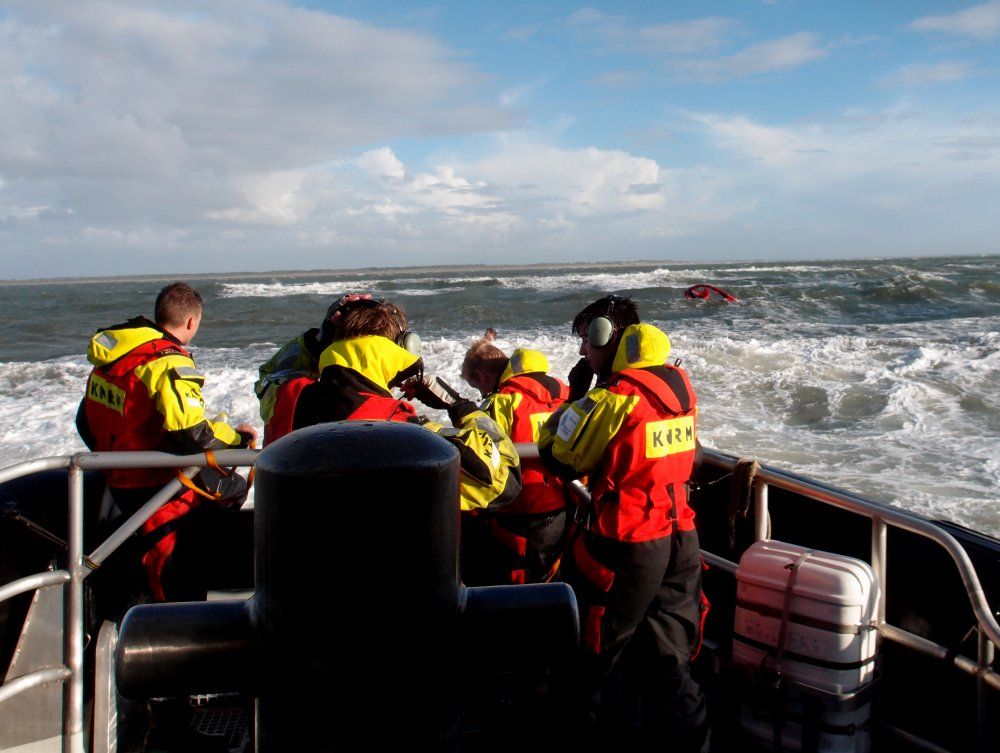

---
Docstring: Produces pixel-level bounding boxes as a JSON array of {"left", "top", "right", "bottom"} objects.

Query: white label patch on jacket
[
  {"left": 556, "top": 407, "right": 582, "bottom": 442},
  {"left": 186, "top": 397, "right": 204, "bottom": 408}
]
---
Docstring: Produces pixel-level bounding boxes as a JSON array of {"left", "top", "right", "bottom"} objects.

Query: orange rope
[
  {"left": 174, "top": 446, "right": 254, "bottom": 501},
  {"left": 176, "top": 469, "right": 224, "bottom": 501}
]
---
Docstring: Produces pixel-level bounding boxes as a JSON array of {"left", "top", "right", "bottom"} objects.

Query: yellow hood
[
  {"left": 611, "top": 323, "right": 672, "bottom": 373},
  {"left": 318, "top": 335, "right": 421, "bottom": 391},
  {"left": 498, "top": 348, "right": 550, "bottom": 384},
  {"left": 87, "top": 322, "right": 166, "bottom": 368}
]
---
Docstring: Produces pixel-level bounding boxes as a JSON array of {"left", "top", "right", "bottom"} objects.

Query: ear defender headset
[
  {"left": 337, "top": 297, "right": 423, "bottom": 356},
  {"left": 587, "top": 295, "right": 623, "bottom": 348},
  {"left": 396, "top": 329, "right": 422, "bottom": 356}
]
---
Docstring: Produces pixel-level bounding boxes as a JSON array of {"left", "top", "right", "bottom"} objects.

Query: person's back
[
  {"left": 76, "top": 282, "right": 256, "bottom": 605},
  {"left": 462, "top": 338, "right": 569, "bottom": 584}
]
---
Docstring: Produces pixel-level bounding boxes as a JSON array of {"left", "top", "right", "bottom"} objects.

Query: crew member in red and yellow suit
[
  {"left": 290, "top": 299, "right": 522, "bottom": 513},
  {"left": 538, "top": 295, "right": 709, "bottom": 753},
  {"left": 76, "top": 282, "right": 257, "bottom": 606},
  {"left": 255, "top": 293, "right": 373, "bottom": 445},
  {"left": 461, "top": 337, "right": 570, "bottom": 584}
]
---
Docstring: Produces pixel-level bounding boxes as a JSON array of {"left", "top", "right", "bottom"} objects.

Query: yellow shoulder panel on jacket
[
  {"left": 481, "top": 391, "right": 520, "bottom": 436},
  {"left": 539, "top": 388, "right": 636, "bottom": 475}
]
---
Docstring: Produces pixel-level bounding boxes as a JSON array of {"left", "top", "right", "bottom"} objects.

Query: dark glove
[
  {"left": 568, "top": 358, "right": 595, "bottom": 400},
  {"left": 447, "top": 398, "right": 478, "bottom": 424},
  {"left": 405, "top": 375, "right": 463, "bottom": 411}
]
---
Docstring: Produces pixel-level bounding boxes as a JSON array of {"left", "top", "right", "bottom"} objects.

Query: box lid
[{"left": 736, "top": 540, "right": 877, "bottom": 609}]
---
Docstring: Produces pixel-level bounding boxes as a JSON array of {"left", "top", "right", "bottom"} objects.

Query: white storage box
[{"left": 733, "top": 540, "right": 881, "bottom": 753}]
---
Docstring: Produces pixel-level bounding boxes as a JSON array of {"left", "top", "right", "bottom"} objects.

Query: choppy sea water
[{"left": 1, "top": 255, "right": 998, "bottom": 536}]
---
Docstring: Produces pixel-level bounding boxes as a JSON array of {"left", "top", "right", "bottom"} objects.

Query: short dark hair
[
  {"left": 571, "top": 294, "right": 639, "bottom": 336},
  {"left": 338, "top": 301, "right": 408, "bottom": 341},
  {"left": 155, "top": 282, "right": 203, "bottom": 328}
]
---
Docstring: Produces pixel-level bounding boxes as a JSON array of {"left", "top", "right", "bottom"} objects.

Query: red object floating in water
[{"left": 684, "top": 284, "right": 739, "bottom": 302}]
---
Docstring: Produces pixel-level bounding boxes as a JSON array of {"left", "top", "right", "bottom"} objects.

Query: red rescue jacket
[
  {"left": 498, "top": 373, "right": 568, "bottom": 515},
  {"left": 589, "top": 365, "right": 698, "bottom": 541},
  {"left": 265, "top": 376, "right": 314, "bottom": 445},
  {"left": 83, "top": 337, "right": 190, "bottom": 489}
]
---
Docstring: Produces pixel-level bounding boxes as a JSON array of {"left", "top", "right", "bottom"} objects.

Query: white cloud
[
  {"left": 357, "top": 148, "right": 407, "bottom": 181},
  {"left": 458, "top": 142, "right": 666, "bottom": 217},
  {"left": 908, "top": 3, "right": 1000, "bottom": 41},
  {"left": 0, "top": 1, "right": 509, "bottom": 209},
  {"left": 587, "top": 70, "right": 642, "bottom": 88},
  {"left": 880, "top": 62, "right": 975, "bottom": 87},
  {"left": 680, "top": 106, "right": 1000, "bottom": 251},
  {"left": 499, "top": 79, "right": 549, "bottom": 107},
  {"left": 677, "top": 32, "right": 828, "bottom": 82},
  {"left": 569, "top": 8, "right": 739, "bottom": 54},
  {"left": 2, "top": 2, "right": 999, "bottom": 276},
  {"left": 635, "top": 17, "right": 743, "bottom": 54}
]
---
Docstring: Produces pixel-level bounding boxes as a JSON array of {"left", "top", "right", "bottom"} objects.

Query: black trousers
[{"left": 560, "top": 528, "right": 710, "bottom": 753}]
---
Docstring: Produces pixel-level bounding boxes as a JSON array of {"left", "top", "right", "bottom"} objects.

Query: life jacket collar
[{"left": 87, "top": 317, "right": 179, "bottom": 368}]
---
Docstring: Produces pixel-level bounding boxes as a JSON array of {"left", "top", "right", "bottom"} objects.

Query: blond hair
[{"left": 461, "top": 338, "right": 508, "bottom": 383}]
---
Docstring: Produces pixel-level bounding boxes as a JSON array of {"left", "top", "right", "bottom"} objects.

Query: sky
[{"left": 1, "top": 1, "right": 999, "bottom": 280}]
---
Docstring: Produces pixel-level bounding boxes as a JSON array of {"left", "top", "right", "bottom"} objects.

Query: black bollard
[
  {"left": 116, "top": 600, "right": 256, "bottom": 698},
  {"left": 116, "top": 421, "right": 579, "bottom": 752},
  {"left": 253, "top": 421, "right": 463, "bottom": 752}
]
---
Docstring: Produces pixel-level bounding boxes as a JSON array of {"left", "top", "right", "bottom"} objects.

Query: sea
[{"left": 1, "top": 255, "right": 998, "bottom": 537}]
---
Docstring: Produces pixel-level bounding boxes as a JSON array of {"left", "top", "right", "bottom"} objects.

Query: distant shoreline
[
  {"left": 0, "top": 259, "right": 684, "bottom": 286},
  {"left": 2, "top": 252, "right": 994, "bottom": 286}
]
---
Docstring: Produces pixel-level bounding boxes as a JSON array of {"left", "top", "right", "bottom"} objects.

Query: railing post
[
  {"left": 63, "top": 465, "right": 85, "bottom": 753},
  {"left": 977, "top": 625, "right": 995, "bottom": 753},
  {"left": 871, "top": 517, "right": 887, "bottom": 627},
  {"left": 753, "top": 480, "right": 769, "bottom": 541}
]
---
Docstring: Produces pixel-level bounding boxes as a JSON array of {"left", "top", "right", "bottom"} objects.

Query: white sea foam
[
  {"left": 4, "top": 317, "right": 995, "bottom": 534},
  {"left": 390, "top": 287, "right": 468, "bottom": 296},
  {"left": 218, "top": 280, "right": 382, "bottom": 298},
  {"left": 2, "top": 264, "right": 998, "bottom": 538}
]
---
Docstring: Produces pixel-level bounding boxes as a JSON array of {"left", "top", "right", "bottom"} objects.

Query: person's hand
[
  {"left": 568, "top": 358, "right": 594, "bottom": 400},
  {"left": 403, "top": 375, "right": 463, "bottom": 410},
  {"left": 235, "top": 423, "right": 258, "bottom": 448}
]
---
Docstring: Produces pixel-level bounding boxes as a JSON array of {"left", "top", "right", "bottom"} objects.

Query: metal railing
[
  {"left": 0, "top": 449, "right": 259, "bottom": 753},
  {"left": 697, "top": 447, "right": 1000, "bottom": 752}
]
